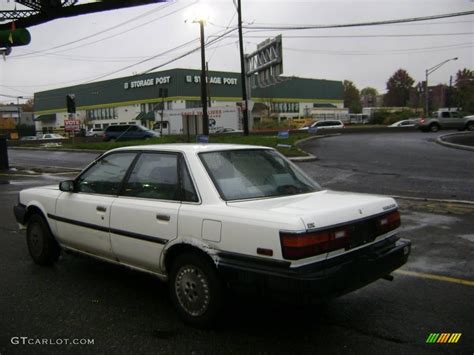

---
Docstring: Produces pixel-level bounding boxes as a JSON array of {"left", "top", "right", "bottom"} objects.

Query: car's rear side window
[{"left": 122, "top": 153, "right": 180, "bottom": 201}]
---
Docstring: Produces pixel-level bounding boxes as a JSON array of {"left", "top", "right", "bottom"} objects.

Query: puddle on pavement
[
  {"left": 399, "top": 211, "right": 460, "bottom": 232},
  {"left": 458, "top": 234, "right": 474, "bottom": 243}
]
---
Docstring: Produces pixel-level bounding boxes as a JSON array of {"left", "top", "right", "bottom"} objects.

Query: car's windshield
[{"left": 200, "top": 149, "right": 321, "bottom": 201}]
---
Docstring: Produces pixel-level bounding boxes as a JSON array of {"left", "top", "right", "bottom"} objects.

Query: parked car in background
[
  {"left": 102, "top": 124, "right": 160, "bottom": 141},
  {"left": 37, "top": 134, "right": 67, "bottom": 140},
  {"left": 388, "top": 119, "right": 416, "bottom": 128},
  {"left": 14, "top": 144, "right": 410, "bottom": 326},
  {"left": 20, "top": 136, "right": 37, "bottom": 141},
  {"left": 212, "top": 127, "right": 244, "bottom": 134},
  {"left": 86, "top": 128, "right": 105, "bottom": 137},
  {"left": 416, "top": 111, "right": 474, "bottom": 132},
  {"left": 298, "top": 120, "right": 345, "bottom": 130}
]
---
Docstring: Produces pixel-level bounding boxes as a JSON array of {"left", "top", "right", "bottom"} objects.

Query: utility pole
[
  {"left": 16, "top": 96, "right": 23, "bottom": 127},
  {"left": 206, "top": 62, "right": 211, "bottom": 108},
  {"left": 447, "top": 75, "right": 453, "bottom": 112},
  {"left": 199, "top": 20, "right": 209, "bottom": 135},
  {"left": 237, "top": 0, "right": 249, "bottom": 135},
  {"left": 159, "top": 88, "right": 168, "bottom": 136}
]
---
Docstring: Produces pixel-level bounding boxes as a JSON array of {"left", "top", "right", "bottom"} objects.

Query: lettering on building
[
  {"left": 185, "top": 75, "right": 238, "bottom": 86},
  {"left": 124, "top": 76, "right": 171, "bottom": 90}
]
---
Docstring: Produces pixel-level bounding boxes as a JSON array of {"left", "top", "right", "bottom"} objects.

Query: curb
[
  {"left": 8, "top": 146, "right": 106, "bottom": 154},
  {"left": 289, "top": 134, "right": 341, "bottom": 162},
  {"left": 436, "top": 132, "right": 474, "bottom": 152},
  {"left": 390, "top": 194, "right": 474, "bottom": 206}
]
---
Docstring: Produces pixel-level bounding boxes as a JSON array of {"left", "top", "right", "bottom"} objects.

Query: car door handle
[
  {"left": 156, "top": 214, "right": 170, "bottom": 222},
  {"left": 96, "top": 206, "right": 107, "bottom": 212}
]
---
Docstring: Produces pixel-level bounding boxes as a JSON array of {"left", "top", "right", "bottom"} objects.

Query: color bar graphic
[{"left": 426, "top": 333, "right": 462, "bottom": 344}]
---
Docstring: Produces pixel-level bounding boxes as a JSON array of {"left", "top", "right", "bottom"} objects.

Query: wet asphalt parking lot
[{"left": 0, "top": 131, "right": 473, "bottom": 354}]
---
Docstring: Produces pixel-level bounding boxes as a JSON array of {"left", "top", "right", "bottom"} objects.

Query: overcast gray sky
[{"left": 0, "top": 0, "right": 472, "bottom": 104}]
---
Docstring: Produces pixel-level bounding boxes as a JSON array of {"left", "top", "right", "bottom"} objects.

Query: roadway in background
[{"left": 299, "top": 131, "right": 474, "bottom": 201}]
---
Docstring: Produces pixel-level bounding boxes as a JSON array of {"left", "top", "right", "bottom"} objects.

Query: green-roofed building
[{"left": 33, "top": 68, "right": 345, "bottom": 134}]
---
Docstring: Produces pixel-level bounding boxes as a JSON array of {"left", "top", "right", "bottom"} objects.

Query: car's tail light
[
  {"left": 280, "top": 210, "right": 401, "bottom": 260},
  {"left": 280, "top": 227, "right": 350, "bottom": 260},
  {"left": 376, "top": 210, "right": 401, "bottom": 235}
]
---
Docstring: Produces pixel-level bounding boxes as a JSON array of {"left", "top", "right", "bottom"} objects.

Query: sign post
[{"left": 64, "top": 118, "right": 80, "bottom": 145}]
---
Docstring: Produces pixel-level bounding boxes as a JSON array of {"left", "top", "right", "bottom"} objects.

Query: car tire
[
  {"left": 169, "top": 252, "right": 223, "bottom": 327},
  {"left": 466, "top": 122, "right": 474, "bottom": 131},
  {"left": 26, "top": 214, "right": 60, "bottom": 266},
  {"left": 429, "top": 123, "right": 440, "bottom": 132}
]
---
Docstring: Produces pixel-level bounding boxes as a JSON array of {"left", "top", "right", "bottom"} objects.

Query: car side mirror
[{"left": 59, "top": 180, "right": 75, "bottom": 192}]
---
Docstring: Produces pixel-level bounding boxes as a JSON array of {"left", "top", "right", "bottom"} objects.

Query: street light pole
[
  {"left": 199, "top": 20, "right": 209, "bottom": 135},
  {"left": 424, "top": 57, "right": 458, "bottom": 115}
]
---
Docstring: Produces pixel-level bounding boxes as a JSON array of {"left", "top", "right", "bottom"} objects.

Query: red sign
[{"left": 64, "top": 119, "right": 81, "bottom": 132}]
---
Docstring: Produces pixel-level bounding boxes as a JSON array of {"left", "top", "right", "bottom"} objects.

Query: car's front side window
[
  {"left": 122, "top": 153, "right": 180, "bottom": 201},
  {"left": 200, "top": 149, "right": 320, "bottom": 201},
  {"left": 76, "top": 153, "right": 136, "bottom": 195}
]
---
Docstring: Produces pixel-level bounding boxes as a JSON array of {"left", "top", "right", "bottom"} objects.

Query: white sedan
[
  {"left": 37, "top": 133, "right": 67, "bottom": 140},
  {"left": 388, "top": 120, "right": 416, "bottom": 128},
  {"left": 14, "top": 144, "right": 410, "bottom": 326},
  {"left": 298, "top": 120, "right": 345, "bottom": 130}
]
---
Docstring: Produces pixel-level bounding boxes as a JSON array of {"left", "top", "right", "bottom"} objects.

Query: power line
[
  {"left": 243, "top": 10, "right": 474, "bottom": 30},
  {"left": 235, "top": 32, "right": 474, "bottom": 39},
  {"left": 11, "top": 2, "right": 175, "bottom": 58},
  {"left": 141, "top": 27, "right": 238, "bottom": 74},
  {"left": 17, "top": 27, "right": 238, "bottom": 101},
  {"left": 12, "top": 2, "right": 196, "bottom": 59},
  {"left": 283, "top": 42, "right": 472, "bottom": 56},
  {"left": 11, "top": 51, "right": 184, "bottom": 63},
  {"left": 84, "top": 37, "right": 202, "bottom": 82},
  {"left": 0, "top": 93, "right": 33, "bottom": 99},
  {"left": 237, "top": 19, "right": 473, "bottom": 28},
  {"left": 208, "top": 11, "right": 237, "bottom": 62}
]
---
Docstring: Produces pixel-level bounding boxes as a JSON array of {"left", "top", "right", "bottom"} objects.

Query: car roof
[{"left": 110, "top": 143, "right": 272, "bottom": 154}]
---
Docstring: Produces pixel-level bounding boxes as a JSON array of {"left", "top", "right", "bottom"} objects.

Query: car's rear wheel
[
  {"left": 429, "top": 123, "right": 440, "bottom": 132},
  {"left": 466, "top": 122, "right": 474, "bottom": 131},
  {"left": 169, "top": 252, "right": 222, "bottom": 327},
  {"left": 26, "top": 214, "right": 60, "bottom": 265}
]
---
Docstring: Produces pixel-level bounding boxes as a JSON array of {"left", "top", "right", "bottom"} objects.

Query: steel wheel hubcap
[{"left": 175, "top": 265, "right": 210, "bottom": 317}]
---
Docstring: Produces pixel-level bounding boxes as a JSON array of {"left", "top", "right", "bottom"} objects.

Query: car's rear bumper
[{"left": 217, "top": 236, "right": 411, "bottom": 303}]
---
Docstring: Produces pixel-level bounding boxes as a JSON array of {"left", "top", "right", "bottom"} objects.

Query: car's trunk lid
[{"left": 227, "top": 190, "right": 397, "bottom": 230}]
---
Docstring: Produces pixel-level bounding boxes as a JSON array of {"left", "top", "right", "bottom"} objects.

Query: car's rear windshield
[{"left": 199, "top": 149, "right": 321, "bottom": 201}]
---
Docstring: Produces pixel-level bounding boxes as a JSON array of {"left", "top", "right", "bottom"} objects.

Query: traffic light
[
  {"left": 66, "top": 94, "right": 76, "bottom": 114},
  {"left": 0, "top": 28, "right": 31, "bottom": 48}
]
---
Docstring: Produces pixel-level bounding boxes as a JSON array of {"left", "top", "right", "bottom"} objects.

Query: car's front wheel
[
  {"left": 429, "top": 123, "right": 440, "bottom": 132},
  {"left": 26, "top": 214, "right": 60, "bottom": 265},
  {"left": 169, "top": 252, "right": 222, "bottom": 327},
  {"left": 466, "top": 122, "right": 474, "bottom": 131}
]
